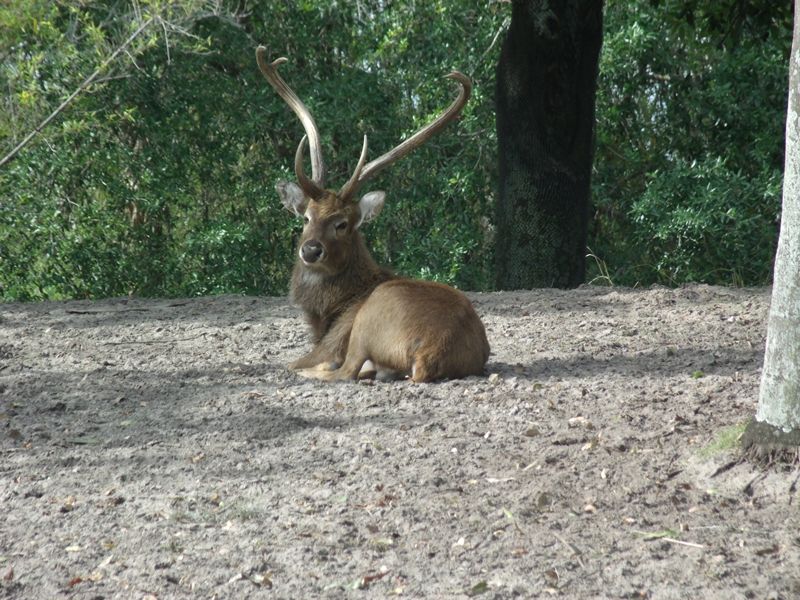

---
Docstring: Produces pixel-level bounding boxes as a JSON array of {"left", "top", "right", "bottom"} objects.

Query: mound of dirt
[{"left": 1, "top": 285, "right": 798, "bottom": 598}]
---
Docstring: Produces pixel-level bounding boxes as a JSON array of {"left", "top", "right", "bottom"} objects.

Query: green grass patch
[{"left": 698, "top": 422, "right": 747, "bottom": 458}]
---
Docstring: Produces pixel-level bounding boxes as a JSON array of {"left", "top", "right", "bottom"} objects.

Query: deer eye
[
  {"left": 303, "top": 216, "right": 310, "bottom": 224},
  {"left": 335, "top": 220, "right": 348, "bottom": 231}
]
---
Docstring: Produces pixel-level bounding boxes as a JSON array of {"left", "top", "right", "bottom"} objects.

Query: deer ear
[
  {"left": 356, "top": 191, "right": 386, "bottom": 228},
  {"left": 276, "top": 181, "right": 307, "bottom": 217}
]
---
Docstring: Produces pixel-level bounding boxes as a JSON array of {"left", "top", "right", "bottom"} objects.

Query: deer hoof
[
  {"left": 296, "top": 367, "right": 337, "bottom": 381},
  {"left": 357, "top": 360, "right": 377, "bottom": 380}
]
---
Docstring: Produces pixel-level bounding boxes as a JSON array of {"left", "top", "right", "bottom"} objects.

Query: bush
[
  {"left": 0, "top": 0, "right": 792, "bottom": 299},
  {"left": 630, "top": 157, "right": 781, "bottom": 284},
  {"left": 0, "top": 1, "right": 501, "bottom": 300},
  {"left": 590, "top": 0, "right": 790, "bottom": 286}
]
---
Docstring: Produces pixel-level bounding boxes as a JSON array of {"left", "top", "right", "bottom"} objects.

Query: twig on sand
[
  {"left": 102, "top": 335, "right": 204, "bottom": 345},
  {"left": 660, "top": 537, "right": 705, "bottom": 549}
]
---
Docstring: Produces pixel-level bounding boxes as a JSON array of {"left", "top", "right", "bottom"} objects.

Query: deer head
[{"left": 256, "top": 47, "right": 471, "bottom": 274}]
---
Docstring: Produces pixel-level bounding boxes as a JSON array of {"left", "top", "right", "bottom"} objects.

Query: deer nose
[{"left": 300, "top": 240, "right": 324, "bottom": 263}]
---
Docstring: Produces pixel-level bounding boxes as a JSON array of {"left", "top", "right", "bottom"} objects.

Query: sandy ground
[{"left": 1, "top": 284, "right": 799, "bottom": 599}]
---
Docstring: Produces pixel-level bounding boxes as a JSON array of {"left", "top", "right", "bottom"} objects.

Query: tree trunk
[
  {"left": 494, "top": 0, "right": 603, "bottom": 289},
  {"left": 742, "top": 0, "right": 800, "bottom": 463}
]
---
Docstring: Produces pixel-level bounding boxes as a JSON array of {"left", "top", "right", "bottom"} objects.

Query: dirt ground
[{"left": 1, "top": 284, "right": 799, "bottom": 599}]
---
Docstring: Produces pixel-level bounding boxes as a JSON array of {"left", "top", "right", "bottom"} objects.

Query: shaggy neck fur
[{"left": 290, "top": 231, "right": 394, "bottom": 343}]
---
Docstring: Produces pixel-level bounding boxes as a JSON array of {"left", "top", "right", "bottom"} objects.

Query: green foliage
[
  {"left": 631, "top": 157, "right": 780, "bottom": 284},
  {"left": 1, "top": 0, "right": 501, "bottom": 300},
  {"left": 592, "top": 0, "right": 789, "bottom": 286},
  {"left": 699, "top": 421, "right": 748, "bottom": 458},
  {"left": 0, "top": 0, "right": 792, "bottom": 300}
]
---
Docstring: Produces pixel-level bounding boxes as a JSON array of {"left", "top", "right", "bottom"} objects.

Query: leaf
[
  {"left": 60, "top": 497, "right": 77, "bottom": 513},
  {"left": 375, "top": 494, "right": 395, "bottom": 507},
  {"left": 466, "top": 580, "right": 489, "bottom": 596},
  {"left": 755, "top": 544, "right": 780, "bottom": 556},
  {"left": 248, "top": 572, "right": 273, "bottom": 588},
  {"left": 536, "top": 492, "right": 553, "bottom": 511},
  {"left": 568, "top": 416, "right": 594, "bottom": 429},
  {"left": 371, "top": 538, "right": 394, "bottom": 549},
  {"left": 358, "top": 570, "right": 389, "bottom": 589}
]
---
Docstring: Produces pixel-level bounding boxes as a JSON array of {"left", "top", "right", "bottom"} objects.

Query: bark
[
  {"left": 743, "top": 0, "right": 800, "bottom": 463},
  {"left": 494, "top": 0, "right": 603, "bottom": 289}
]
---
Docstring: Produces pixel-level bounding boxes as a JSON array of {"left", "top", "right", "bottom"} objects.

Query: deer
[{"left": 256, "top": 47, "right": 489, "bottom": 382}]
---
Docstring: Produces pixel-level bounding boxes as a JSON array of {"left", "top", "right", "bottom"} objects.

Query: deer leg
[
  {"left": 325, "top": 323, "right": 408, "bottom": 382},
  {"left": 289, "top": 347, "right": 339, "bottom": 371},
  {"left": 359, "top": 360, "right": 407, "bottom": 381},
  {"left": 290, "top": 304, "right": 360, "bottom": 372},
  {"left": 295, "top": 364, "right": 356, "bottom": 381},
  {"left": 292, "top": 335, "right": 365, "bottom": 381},
  {"left": 296, "top": 359, "right": 406, "bottom": 382},
  {"left": 295, "top": 342, "right": 372, "bottom": 381},
  {"left": 356, "top": 362, "right": 406, "bottom": 380},
  {"left": 409, "top": 353, "right": 438, "bottom": 383},
  {"left": 376, "top": 368, "right": 406, "bottom": 382},
  {"left": 315, "top": 357, "right": 367, "bottom": 381},
  {"left": 295, "top": 364, "right": 340, "bottom": 379}
]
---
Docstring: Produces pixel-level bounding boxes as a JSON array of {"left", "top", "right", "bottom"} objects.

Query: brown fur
[
  {"left": 334, "top": 279, "right": 490, "bottom": 381},
  {"left": 260, "top": 51, "right": 485, "bottom": 381},
  {"left": 287, "top": 196, "right": 490, "bottom": 382}
]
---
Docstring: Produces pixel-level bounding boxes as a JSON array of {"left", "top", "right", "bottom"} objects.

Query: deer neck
[{"left": 290, "top": 232, "right": 393, "bottom": 341}]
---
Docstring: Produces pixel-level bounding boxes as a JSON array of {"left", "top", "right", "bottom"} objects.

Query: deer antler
[
  {"left": 256, "top": 47, "right": 326, "bottom": 199},
  {"left": 340, "top": 71, "right": 471, "bottom": 200},
  {"left": 338, "top": 135, "right": 369, "bottom": 201}
]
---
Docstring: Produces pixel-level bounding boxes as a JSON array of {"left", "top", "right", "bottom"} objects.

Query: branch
[
  {"left": 0, "top": 17, "right": 155, "bottom": 170},
  {"left": 479, "top": 16, "right": 511, "bottom": 65}
]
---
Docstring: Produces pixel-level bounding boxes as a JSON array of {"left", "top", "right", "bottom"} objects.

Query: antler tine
[
  {"left": 294, "top": 136, "right": 325, "bottom": 200},
  {"left": 356, "top": 71, "right": 472, "bottom": 184},
  {"left": 256, "top": 46, "right": 326, "bottom": 191},
  {"left": 338, "top": 135, "right": 369, "bottom": 201}
]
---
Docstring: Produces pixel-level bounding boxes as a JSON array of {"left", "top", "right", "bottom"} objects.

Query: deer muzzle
[{"left": 300, "top": 240, "right": 325, "bottom": 264}]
